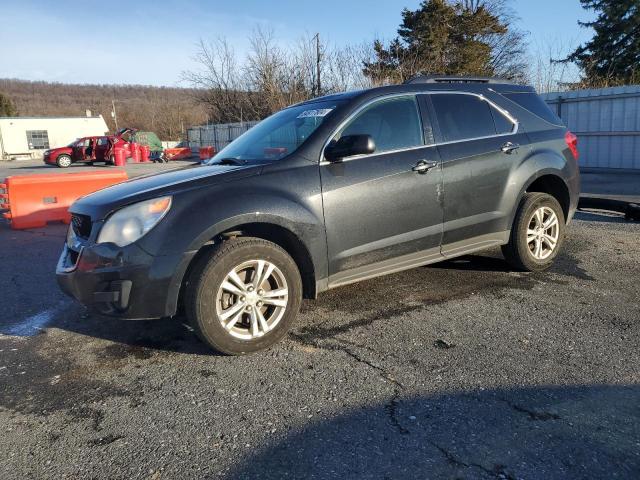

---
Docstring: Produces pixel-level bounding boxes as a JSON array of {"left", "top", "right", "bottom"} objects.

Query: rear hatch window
[{"left": 501, "top": 92, "right": 563, "bottom": 126}]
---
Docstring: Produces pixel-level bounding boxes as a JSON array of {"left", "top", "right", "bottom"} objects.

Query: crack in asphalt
[
  {"left": 291, "top": 332, "right": 521, "bottom": 477},
  {"left": 432, "top": 442, "right": 518, "bottom": 480},
  {"left": 290, "top": 332, "right": 408, "bottom": 435},
  {"left": 500, "top": 398, "right": 562, "bottom": 421},
  {"left": 334, "top": 341, "right": 410, "bottom": 436}
]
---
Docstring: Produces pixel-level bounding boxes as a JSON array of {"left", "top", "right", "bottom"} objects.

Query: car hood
[{"left": 70, "top": 164, "right": 261, "bottom": 220}]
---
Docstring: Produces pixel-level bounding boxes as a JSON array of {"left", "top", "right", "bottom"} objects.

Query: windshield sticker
[{"left": 297, "top": 108, "right": 333, "bottom": 118}]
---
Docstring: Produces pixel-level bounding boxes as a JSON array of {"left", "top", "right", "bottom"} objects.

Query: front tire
[
  {"left": 56, "top": 154, "right": 72, "bottom": 168},
  {"left": 185, "top": 237, "right": 302, "bottom": 355},
  {"left": 502, "top": 192, "right": 565, "bottom": 272}
]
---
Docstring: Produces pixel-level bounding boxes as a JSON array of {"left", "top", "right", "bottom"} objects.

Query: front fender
[
  {"left": 138, "top": 163, "right": 327, "bottom": 314},
  {"left": 51, "top": 148, "right": 72, "bottom": 161}
]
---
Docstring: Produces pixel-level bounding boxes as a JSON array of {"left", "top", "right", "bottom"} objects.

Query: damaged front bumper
[{"left": 56, "top": 226, "right": 195, "bottom": 319}]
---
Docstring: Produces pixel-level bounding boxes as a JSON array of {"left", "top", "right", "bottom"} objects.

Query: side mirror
[{"left": 325, "top": 134, "right": 375, "bottom": 162}]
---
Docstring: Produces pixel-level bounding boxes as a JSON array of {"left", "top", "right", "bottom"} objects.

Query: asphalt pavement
[
  {"left": 0, "top": 157, "right": 199, "bottom": 180},
  {"left": 0, "top": 159, "right": 639, "bottom": 479}
]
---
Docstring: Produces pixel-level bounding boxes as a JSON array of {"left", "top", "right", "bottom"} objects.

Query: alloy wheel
[
  {"left": 215, "top": 259, "right": 289, "bottom": 340},
  {"left": 527, "top": 206, "right": 559, "bottom": 260}
]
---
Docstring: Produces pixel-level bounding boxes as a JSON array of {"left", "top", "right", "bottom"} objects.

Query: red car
[{"left": 43, "top": 128, "right": 136, "bottom": 168}]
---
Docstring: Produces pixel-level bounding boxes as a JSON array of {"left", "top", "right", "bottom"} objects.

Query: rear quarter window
[{"left": 502, "top": 92, "right": 563, "bottom": 126}]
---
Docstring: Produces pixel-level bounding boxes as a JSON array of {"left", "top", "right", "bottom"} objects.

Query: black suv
[{"left": 57, "top": 76, "right": 580, "bottom": 355}]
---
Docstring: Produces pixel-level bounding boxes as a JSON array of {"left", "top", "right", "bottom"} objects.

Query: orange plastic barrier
[
  {"left": 199, "top": 146, "right": 216, "bottom": 160},
  {"left": 164, "top": 147, "right": 193, "bottom": 160},
  {"left": 1, "top": 171, "right": 128, "bottom": 230}
]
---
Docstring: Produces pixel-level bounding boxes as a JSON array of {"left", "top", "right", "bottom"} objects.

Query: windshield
[{"left": 205, "top": 100, "right": 341, "bottom": 164}]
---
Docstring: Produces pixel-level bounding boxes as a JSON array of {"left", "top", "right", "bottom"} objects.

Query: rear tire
[
  {"left": 502, "top": 192, "right": 565, "bottom": 272},
  {"left": 185, "top": 237, "right": 302, "bottom": 355},
  {"left": 56, "top": 155, "right": 72, "bottom": 168}
]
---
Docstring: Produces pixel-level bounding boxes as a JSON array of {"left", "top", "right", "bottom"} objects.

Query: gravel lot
[{"left": 0, "top": 160, "right": 639, "bottom": 479}]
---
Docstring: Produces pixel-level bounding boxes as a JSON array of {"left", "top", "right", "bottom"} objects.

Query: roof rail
[{"left": 404, "top": 75, "right": 516, "bottom": 85}]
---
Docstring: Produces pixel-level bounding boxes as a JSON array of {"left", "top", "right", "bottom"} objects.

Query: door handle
[
  {"left": 412, "top": 160, "right": 438, "bottom": 174},
  {"left": 501, "top": 142, "right": 520, "bottom": 154}
]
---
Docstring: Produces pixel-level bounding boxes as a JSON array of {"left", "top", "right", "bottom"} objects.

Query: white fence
[{"left": 541, "top": 86, "right": 640, "bottom": 171}]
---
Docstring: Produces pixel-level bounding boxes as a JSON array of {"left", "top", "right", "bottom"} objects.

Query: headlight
[{"left": 97, "top": 196, "right": 172, "bottom": 247}]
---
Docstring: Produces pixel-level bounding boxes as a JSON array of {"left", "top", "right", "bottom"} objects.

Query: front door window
[{"left": 334, "top": 96, "right": 425, "bottom": 155}]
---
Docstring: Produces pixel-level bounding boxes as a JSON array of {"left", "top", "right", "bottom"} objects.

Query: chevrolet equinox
[{"left": 57, "top": 76, "right": 580, "bottom": 355}]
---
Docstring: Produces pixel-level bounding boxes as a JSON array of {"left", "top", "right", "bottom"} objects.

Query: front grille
[{"left": 71, "top": 214, "right": 92, "bottom": 238}]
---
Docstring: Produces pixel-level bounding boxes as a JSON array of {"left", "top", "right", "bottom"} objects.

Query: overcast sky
[{"left": 0, "top": 0, "right": 595, "bottom": 86}]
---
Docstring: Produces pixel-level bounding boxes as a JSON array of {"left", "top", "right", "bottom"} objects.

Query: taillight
[{"left": 565, "top": 131, "right": 579, "bottom": 161}]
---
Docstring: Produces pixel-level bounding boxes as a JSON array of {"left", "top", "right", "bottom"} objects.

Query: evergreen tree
[
  {"left": 0, "top": 92, "right": 17, "bottom": 116},
  {"left": 568, "top": 0, "right": 640, "bottom": 86},
  {"left": 363, "top": 0, "right": 521, "bottom": 84}
]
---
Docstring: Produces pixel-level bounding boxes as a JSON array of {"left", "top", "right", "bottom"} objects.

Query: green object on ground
[{"left": 134, "top": 131, "right": 163, "bottom": 152}]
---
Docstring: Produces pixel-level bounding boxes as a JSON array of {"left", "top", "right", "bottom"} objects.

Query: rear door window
[
  {"left": 490, "top": 106, "right": 516, "bottom": 134},
  {"left": 430, "top": 94, "right": 496, "bottom": 142}
]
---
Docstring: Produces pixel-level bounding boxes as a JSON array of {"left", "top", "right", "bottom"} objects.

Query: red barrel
[
  {"left": 114, "top": 147, "right": 126, "bottom": 167},
  {"left": 140, "top": 145, "right": 151, "bottom": 163},
  {"left": 130, "top": 142, "right": 141, "bottom": 163}
]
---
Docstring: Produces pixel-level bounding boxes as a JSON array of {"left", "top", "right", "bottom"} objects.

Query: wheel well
[
  {"left": 228, "top": 223, "right": 316, "bottom": 299},
  {"left": 526, "top": 175, "right": 570, "bottom": 220},
  {"left": 178, "top": 223, "right": 317, "bottom": 314}
]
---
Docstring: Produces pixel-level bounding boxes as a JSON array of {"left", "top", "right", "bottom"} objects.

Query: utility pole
[
  {"left": 314, "top": 33, "right": 321, "bottom": 97},
  {"left": 111, "top": 99, "right": 119, "bottom": 132}
]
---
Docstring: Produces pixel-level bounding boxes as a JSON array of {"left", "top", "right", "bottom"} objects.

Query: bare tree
[
  {"left": 184, "top": 29, "right": 367, "bottom": 122},
  {"left": 182, "top": 38, "right": 252, "bottom": 123},
  {"left": 323, "top": 42, "right": 377, "bottom": 91},
  {"left": 531, "top": 37, "right": 580, "bottom": 93}
]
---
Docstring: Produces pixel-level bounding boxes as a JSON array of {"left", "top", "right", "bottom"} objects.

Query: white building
[{"left": 0, "top": 115, "right": 109, "bottom": 160}]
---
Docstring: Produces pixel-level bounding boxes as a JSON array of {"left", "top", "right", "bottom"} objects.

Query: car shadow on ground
[
  {"left": 226, "top": 384, "right": 640, "bottom": 479},
  {"left": 430, "top": 254, "right": 514, "bottom": 273}
]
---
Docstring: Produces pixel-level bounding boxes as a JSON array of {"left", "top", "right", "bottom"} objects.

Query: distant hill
[{"left": 0, "top": 79, "right": 208, "bottom": 140}]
